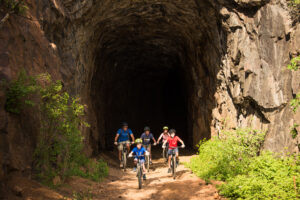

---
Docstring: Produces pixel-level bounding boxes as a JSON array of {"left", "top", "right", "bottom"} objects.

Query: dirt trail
[
  {"left": 4, "top": 150, "right": 223, "bottom": 200},
  {"left": 65, "top": 149, "right": 223, "bottom": 200}
]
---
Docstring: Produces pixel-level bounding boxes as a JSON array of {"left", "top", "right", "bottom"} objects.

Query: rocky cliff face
[{"left": 0, "top": 0, "right": 299, "bottom": 192}]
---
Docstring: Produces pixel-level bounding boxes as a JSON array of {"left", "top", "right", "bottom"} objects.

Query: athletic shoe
[
  {"left": 168, "top": 168, "right": 171, "bottom": 173},
  {"left": 143, "top": 174, "right": 146, "bottom": 180},
  {"left": 120, "top": 163, "right": 123, "bottom": 168}
]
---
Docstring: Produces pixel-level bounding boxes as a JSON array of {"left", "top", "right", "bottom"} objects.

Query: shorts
[
  {"left": 134, "top": 158, "right": 145, "bottom": 163},
  {"left": 143, "top": 144, "right": 151, "bottom": 152},
  {"left": 118, "top": 140, "right": 130, "bottom": 151},
  {"left": 168, "top": 148, "right": 178, "bottom": 155}
]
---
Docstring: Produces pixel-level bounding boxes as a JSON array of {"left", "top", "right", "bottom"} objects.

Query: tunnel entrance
[
  {"left": 92, "top": 44, "right": 190, "bottom": 149},
  {"left": 85, "top": 0, "right": 224, "bottom": 151}
]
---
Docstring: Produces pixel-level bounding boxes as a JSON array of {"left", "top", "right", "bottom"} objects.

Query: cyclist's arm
[
  {"left": 163, "top": 140, "right": 168, "bottom": 146},
  {"left": 114, "top": 134, "right": 119, "bottom": 143},
  {"left": 178, "top": 137, "right": 185, "bottom": 145},
  {"left": 150, "top": 134, "right": 157, "bottom": 143},
  {"left": 157, "top": 134, "right": 163, "bottom": 143},
  {"left": 130, "top": 133, "right": 135, "bottom": 142}
]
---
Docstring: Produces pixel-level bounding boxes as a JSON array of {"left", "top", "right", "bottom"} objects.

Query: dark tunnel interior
[{"left": 88, "top": 1, "right": 223, "bottom": 151}]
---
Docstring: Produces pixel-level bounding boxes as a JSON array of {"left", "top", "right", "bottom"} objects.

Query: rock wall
[{"left": 0, "top": 0, "right": 299, "bottom": 192}]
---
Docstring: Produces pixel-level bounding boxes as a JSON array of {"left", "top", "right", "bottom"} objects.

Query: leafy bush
[
  {"left": 4, "top": 71, "right": 108, "bottom": 185},
  {"left": 187, "top": 128, "right": 300, "bottom": 199},
  {"left": 220, "top": 152, "right": 300, "bottom": 200},
  {"left": 187, "top": 128, "right": 265, "bottom": 182},
  {"left": 4, "top": 70, "right": 37, "bottom": 114}
]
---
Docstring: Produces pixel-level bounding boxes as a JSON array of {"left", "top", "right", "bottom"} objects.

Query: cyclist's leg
[
  {"left": 126, "top": 140, "right": 130, "bottom": 152},
  {"left": 141, "top": 159, "right": 146, "bottom": 173},
  {"left": 134, "top": 158, "right": 138, "bottom": 166},
  {"left": 147, "top": 145, "right": 152, "bottom": 161},
  {"left": 168, "top": 149, "right": 172, "bottom": 168},
  {"left": 118, "top": 142, "right": 123, "bottom": 161},
  {"left": 175, "top": 148, "right": 179, "bottom": 164}
]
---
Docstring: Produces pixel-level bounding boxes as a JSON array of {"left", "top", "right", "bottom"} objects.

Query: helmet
[
  {"left": 163, "top": 126, "right": 169, "bottom": 130},
  {"left": 122, "top": 122, "right": 128, "bottom": 127},
  {"left": 169, "top": 129, "right": 176, "bottom": 134},
  {"left": 144, "top": 126, "right": 150, "bottom": 131},
  {"left": 135, "top": 138, "right": 143, "bottom": 144}
]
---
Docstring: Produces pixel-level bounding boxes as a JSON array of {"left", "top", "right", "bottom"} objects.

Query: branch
[{"left": 0, "top": 12, "right": 10, "bottom": 29}]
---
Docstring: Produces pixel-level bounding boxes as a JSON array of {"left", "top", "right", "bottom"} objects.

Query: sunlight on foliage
[
  {"left": 187, "top": 128, "right": 300, "bottom": 199},
  {"left": 4, "top": 71, "right": 108, "bottom": 186}
]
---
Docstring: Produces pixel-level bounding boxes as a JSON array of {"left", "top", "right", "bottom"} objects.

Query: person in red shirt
[{"left": 163, "top": 129, "right": 185, "bottom": 173}]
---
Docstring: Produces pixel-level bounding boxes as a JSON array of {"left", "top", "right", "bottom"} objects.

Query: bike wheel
[
  {"left": 146, "top": 155, "right": 150, "bottom": 172},
  {"left": 137, "top": 165, "right": 142, "bottom": 189},
  {"left": 172, "top": 155, "right": 176, "bottom": 179},
  {"left": 165, "top": 149, "right": 168, "bottom": 163},
  {"left": 123, "top": 152, "right": 127, "bottom": 171}
]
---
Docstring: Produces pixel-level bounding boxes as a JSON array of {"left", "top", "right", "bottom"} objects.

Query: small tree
[{"left": 4, "top": 71, "right": 108, "bottom": 185}]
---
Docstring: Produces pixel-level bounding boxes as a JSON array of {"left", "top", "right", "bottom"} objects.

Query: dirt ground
[{"left": 2, "top": 149, "right": 224, "bottom": 200}]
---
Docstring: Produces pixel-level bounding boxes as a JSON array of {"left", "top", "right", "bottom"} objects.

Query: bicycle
[
  {"left": 117, "top": 142, "right": 131, "bottom": 171},
  {"left": 161, "top": 142, "right": 169, "bottom": 162},
  {"left": 143, "top": 144, "right": 151, "bottom": 172},
  {"left": 129, "top": 155, "right": 146, "bottom": 189},
  {"left": 168, "top": 145, "right": 185, "bottom": 179}
]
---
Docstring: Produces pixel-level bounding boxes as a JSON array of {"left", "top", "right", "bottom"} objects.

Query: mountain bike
[
  {"left": 143, "top": 144, "right": 151, "bottom": 172},
  {"left": 169, "top": 145, "right": 185, "bottom": 179},
  {"left": 129, "top": 155, "right": 145, "bottom": 189},
  {"left": 118, "top": 142, "right": 131, "bottom": 171},
  {"left": 162, "top": 142, "right": 168, "bottom": 162}
]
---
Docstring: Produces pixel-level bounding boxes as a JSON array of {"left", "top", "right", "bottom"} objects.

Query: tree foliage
[
  {"left": 4, "top": 71, "right": 108, "bottom": 186},
  {"left": 187, "top": 128, "right": 300, "bottom": 200}
]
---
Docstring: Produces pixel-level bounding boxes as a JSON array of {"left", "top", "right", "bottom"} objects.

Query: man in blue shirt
[
  {"left": 114, "top": 122, "right": 135, "bottom": 167},
  {"left": 140, "top": 126, "right": 157, "bottom": 164},
  {"left": 129, "top": 138, "right": 149, "bottom": 180}
]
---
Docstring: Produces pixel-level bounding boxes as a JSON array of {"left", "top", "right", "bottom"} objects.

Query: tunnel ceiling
[
  {"left": 43, "top": 0, "right": 225, "bottom": 151},
  {"left": 80, "top": 0, "right": 224, "bottom": 149}
]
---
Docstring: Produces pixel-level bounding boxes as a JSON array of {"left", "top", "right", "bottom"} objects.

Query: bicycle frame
[{"left": 135, "top": 155, "right": 145, "bottom": 189}]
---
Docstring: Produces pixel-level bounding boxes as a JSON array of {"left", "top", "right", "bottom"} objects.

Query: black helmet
[
  {"left": 122, "top": 122, "right": 128, "bottom": 127},
  {"left": 144, "top": 126, "right": 150, "bottom": 131},
  {"left": 169, "top": 129, "right": 176, "bottom": 134}
]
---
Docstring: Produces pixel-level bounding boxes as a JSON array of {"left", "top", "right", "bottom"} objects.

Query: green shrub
[
  {"left": 4, "top": 71, "right": 108, "bottom": 185},
  {"left": 68, "top": 158, "right": 109, "bottom": 182},
  {"left": 220, "top": 152, "right": 300, "bottom": 200},
  {"left": 4, "top": 70, "right": 37, "bottom": 114},
  {"left": 187, "top": 128, "right": 299, "bottom": 199},
  {"left": 187, "top": 128, "right": 265, "bottom": 181}
]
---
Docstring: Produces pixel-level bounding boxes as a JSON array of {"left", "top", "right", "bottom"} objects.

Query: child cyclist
[
  {"left": 163, "top": 129, "right": 185, "bottom": 173},
  {"left": 128, "top": 138, "right": 149, "bottom": 180},
  {"left": 157, "top": 126, "right": 170, "bottom": 146},
  {"left": 140, "top": 126, "right": 157, "bottom": 164}
]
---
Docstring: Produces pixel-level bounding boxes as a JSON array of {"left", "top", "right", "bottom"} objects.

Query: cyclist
[
  {"left": 163, "top": 129, "right": 185, "bottom": 173},
  {"left": 114, "top": 122, "right": 135, "bottom": 168},
  {"left": 157, "top": 126, "right": 170, "bottom": 145},
  {"left": 140, "top": 126, "right": 157, "bottom": 164},
  {"left": 128, "top": 138, "right": 149, "bottom": 180}
]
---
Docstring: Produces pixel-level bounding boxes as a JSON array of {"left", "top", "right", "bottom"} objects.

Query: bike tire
[
  {"left": 172, "top": 155, "right": 176, "bottom": 179},
  {"left": 123, "top": 152, "right": 127, "bottom": 171},
  {"left": 165, "top": 149, "right": 168, "bottom": 163},
  {"left": 146, "top": 155, "right": 150, "bottom": 172},
  {"left": 138, "top": 165, "right": 142, "bottom": 189}
]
